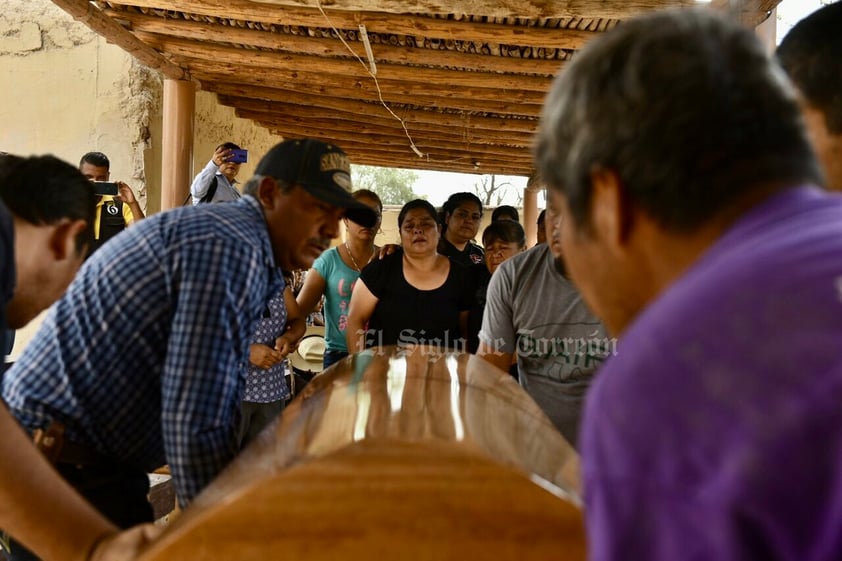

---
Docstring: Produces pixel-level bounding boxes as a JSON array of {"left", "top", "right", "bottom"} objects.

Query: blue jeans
[{"left": 323, "top": 349, "right": 349, "bottom": 370}]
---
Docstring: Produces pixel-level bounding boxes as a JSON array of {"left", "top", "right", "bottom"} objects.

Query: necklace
[{"left": 345, "top": 241, "right": 374, "bottom": 271}]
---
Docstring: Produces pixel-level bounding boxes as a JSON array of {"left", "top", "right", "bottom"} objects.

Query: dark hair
[
  {"left": 536, "top": 9, "right": 822, "bottom": 234},
  {"left": 0, "top": 154, "right": 95, "bottom": 253},
  {"left": 352, "top": 189, "right": 383, "bottom": 213},
  {"left": 536, "top": 209, "right": 547, "bottom": 227},
  {"left": 439, "top": 192, "right": 483, "bottom": 236},
  {"left": 482, "top": 220, "right": 526, "bottom": 249},
  {"left": 398, "top": 199, "right": 438, "bottom": 228},
  {"left": 79, "top": 151, "right": 110, "bottom": 170},
  {"left": 491, "top": 205, "right": 519, "bottom": 223},
  {"left": 217, "top": 142, "right": 242, "bottom": 151},
  {"left": 777, "top": 2, "right": 842, "bottom": 134}
]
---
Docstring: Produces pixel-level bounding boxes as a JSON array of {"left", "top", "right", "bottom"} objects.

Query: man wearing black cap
[{"left": 1, "top": 138, "right": 377, "bottom": 556}]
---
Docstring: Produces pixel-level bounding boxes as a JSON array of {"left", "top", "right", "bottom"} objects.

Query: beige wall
[{"left": 0, "top": 0, "right": 161, "bottom": 211}]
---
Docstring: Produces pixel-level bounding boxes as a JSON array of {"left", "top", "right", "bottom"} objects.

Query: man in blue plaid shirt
[{"left": 1, "top": 139, "right": 377, "bottom": 560}]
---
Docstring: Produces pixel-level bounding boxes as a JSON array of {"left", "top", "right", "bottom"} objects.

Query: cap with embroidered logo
[{"left": 255, "top": 138, "right": 377, "bottom": 228}]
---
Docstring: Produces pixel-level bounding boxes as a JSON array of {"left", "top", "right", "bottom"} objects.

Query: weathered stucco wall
[
  {"left": 0, "top": 0, "right": 161, "bottom": 212},
  {"left": 0, "top": 0, "right": 285, "bottom": 210}
]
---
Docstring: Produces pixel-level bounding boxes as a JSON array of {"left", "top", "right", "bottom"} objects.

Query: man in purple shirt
[{"left": 535, "top": 8, "right": 842, "bottom": 561}]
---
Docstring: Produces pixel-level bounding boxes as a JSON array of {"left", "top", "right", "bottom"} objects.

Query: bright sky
[
  {"left": 396, "top": 0, "right": 825, "bottom": 210},
  {"left": 413, "top": 169, "right": 533, "bottom": 208},
  {"left": 776, "top": 0, "right": 829, "bottom": 40}
]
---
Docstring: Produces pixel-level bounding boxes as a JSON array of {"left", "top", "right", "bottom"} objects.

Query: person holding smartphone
[
  {"left": 190, "top": 141, "right": 246, "bottom": 205},
  {"left": 78, "top": 151, "right": 145, "bottom": 254}
]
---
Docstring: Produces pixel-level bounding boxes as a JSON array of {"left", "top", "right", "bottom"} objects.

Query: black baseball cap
[{"left": 254, "top": 138, "right": 378, "bottom": 228}]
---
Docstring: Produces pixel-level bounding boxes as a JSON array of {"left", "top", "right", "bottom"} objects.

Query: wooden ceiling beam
[
  {"left": 347, "top": 145, "right": 532, "bottom": 165},
  {"left": 324, "top": 141, "right": 534, "bottom": 176},
  {"left": 189, "top": 68, "right": 545, "bottom": 115},
  {"left": 250, "top": 115, "right": 534, "bottom": 157},
  {"left": 107, "top": 11, "right": 566, "bottom": 76},
  {"left": 107, "top": 0, "right": 600, "bottom": 49},
  {"left": 332, "top": 140, "right": 534, "bottom": 163},
  {"left": 348, "top": 155, "right": 531, "bottom": 176},
  {"left": 247, "top": 0, "right": 702, "bottom": 20},
  {"left": 210, "top": 82, "right": 542, "bottom": 118},
  {"left": 710, "top": 0, "right": 783, "bottom": 26},
  {"left": 243, "top": 115, "right": 534, "bottom": 153},
  {"left": 344, "top": 148, "right": 533, "bottom": 176},
  {"left": 218, "top": 94, "right": 539, "bottom": 136},
  {"left": 137, "top": 33, "right": 555, "bottom": 92},
  {"left": 238, "top": 109, "right": 536, "bottom": 145},
  {"left": 261, "top": 122, "right": 536, "bottom": 161},
  {"left": 262, "top": 130, "right": 535, "bottom": 175}
]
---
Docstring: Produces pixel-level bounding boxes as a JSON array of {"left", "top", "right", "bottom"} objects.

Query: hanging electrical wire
[{"left": 316, "top": 0, "right": 426, "bottom": 159}]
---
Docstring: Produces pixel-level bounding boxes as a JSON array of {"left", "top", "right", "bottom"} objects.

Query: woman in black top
[
  {"left": 437, "top": 192, "right": 485, "bottom": 266},
  {"left": 346, "top": 199, "right": 473, "bottom": 353}
]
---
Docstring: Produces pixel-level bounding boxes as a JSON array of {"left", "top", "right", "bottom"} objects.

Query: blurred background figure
[
  {"left": 78, "top": 151, "right": 145, "bottom": 254},
  {"left": 437, "top": 192, "right": 484, "bottom": 266},
  {"left": 490, "top": 204, "right": 519, "bottom": 223},
  {"left": 190, "top": 141, "right": 243, "bottom": 204},
  {"left": 535, "top": 209, "right": 547, "bottom": 245},
  {"left": 467, "top": 220, "right": 526, "bottom": 355}
]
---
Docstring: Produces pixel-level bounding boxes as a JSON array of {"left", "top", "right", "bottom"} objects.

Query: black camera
[{"left": 93, "top": 181, "right": 119, "bottom": 196}]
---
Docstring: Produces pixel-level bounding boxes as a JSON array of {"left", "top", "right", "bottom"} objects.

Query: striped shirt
[{"left": 1, "top": 196, "right": 283, "bottom": 505}]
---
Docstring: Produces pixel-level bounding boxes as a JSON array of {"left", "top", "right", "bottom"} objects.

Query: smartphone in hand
[
  {"left": 228, "top": 149, "right": 248, "bottom": 164},
  {"left": 93, "top": 181, "right": 119, "bottom": 196}
]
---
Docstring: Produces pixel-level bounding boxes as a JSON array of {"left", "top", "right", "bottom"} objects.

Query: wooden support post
[
  {"left": 523, "top": 186, "right": 539, "bottom": 247},
  {"left": 161, "top": 79, "right": 195, "bottom": 211},
  {"left": 755, "top": 8, "right": 776, "bottom": 53}
]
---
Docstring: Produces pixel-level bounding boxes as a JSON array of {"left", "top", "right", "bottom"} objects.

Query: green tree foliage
[{"left": 351, "top": 165, "right": 421, "bottom": 205}]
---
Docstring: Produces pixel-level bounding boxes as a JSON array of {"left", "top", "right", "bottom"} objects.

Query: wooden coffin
[{"left": 138, "top": 347, "right": 585, "bottom": 560}]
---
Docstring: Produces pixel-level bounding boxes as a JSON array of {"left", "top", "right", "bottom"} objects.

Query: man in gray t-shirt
[{"left": 477, "top": 203, "right": 612, "bottom": 446}]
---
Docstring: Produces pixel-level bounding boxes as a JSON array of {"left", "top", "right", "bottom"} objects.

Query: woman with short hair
[{"left": 466, "top": 220, "right": 526, "bottom": 354}]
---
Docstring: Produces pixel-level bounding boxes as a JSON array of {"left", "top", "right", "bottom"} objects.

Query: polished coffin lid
[{"left": 139, "top": 347, "right": 585, "bottom": 560}]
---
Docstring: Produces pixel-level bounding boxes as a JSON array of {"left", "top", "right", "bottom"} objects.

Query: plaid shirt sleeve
[{"left": 161, "top": 235, "right": 271, "bottom": 504}]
